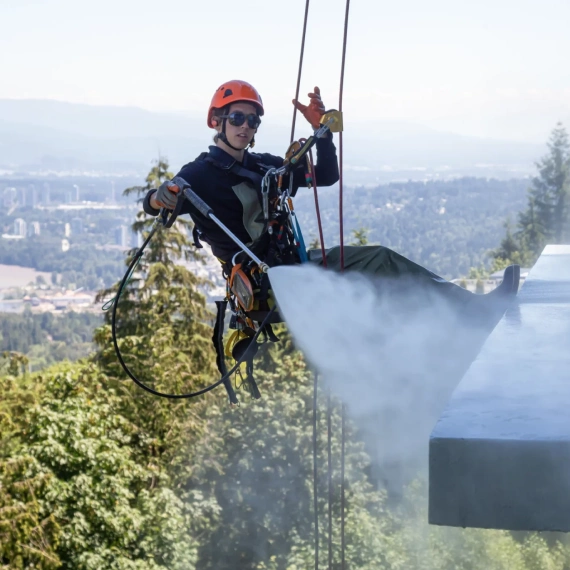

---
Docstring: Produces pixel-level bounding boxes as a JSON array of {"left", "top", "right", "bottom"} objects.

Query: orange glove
[{"left": 292, "top": 86, "right": 326, "bottom": 129}]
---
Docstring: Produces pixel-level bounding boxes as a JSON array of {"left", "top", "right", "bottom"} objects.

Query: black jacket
[{"left": 143, "top": 134, "right": 339, "bottom": 264}]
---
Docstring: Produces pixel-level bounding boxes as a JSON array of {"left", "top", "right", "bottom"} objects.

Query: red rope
[{"left": 290, "top": 0, "right": 311, "bottom": 144}]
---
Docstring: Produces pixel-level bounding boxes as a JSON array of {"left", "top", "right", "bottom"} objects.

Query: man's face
[{"left": 220, "top": 102, "right": 260, "bottom": 150}]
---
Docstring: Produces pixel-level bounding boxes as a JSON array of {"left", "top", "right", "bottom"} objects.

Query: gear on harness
[{"left": 106, "top": 204, "right": 279, "bottom": 405}]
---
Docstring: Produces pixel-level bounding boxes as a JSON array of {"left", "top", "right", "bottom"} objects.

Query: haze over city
[{"left": 2, "top": 0, "right": 569, "bottom": 150}]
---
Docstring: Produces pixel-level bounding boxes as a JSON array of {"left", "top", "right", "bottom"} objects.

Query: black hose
[{"left": 110, "top": 221, "right": 276, "bottom": 400}]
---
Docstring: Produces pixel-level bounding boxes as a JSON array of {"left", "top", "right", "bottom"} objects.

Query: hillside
[
  {"left": 0, "top": 99, "right": 544, "bottom": 180},
  {"left": 294, "top": 177, "right": 530, "bottom": 278}
]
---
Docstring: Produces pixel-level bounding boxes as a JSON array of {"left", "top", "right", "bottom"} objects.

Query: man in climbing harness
[
  {"left": 132, "top": 79, "right": 519, "bottom": 404},
  {"left": 142, "top": 78, "right": 519, "bottom": 332},
  {"left": 143, "top": 79, "right": 339, "bottom": 270},
  {"left": 141, "top": 79, "right": 342, "bottom": 402}
]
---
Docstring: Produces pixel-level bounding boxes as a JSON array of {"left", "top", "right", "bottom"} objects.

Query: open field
[{"left": 0, "top": 264, "right": 53, "bottom": 289}]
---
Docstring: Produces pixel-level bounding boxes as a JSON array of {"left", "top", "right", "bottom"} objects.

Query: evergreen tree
[
  {"left": 492, "top": 122, "right": 570, "bottom": 267},
  {"left": 532, "top": 123, "right": 570, "bottom": 244},
  {"left": 349, "top": 227, "right": 371, "bottom": 246},
  {"left": 95, "top": 157, "right": 217, "bottom": 393},
  {"left": 516, "top": 198, "right": 544, "bottom": 263},
  {"left": 93, "top": 158, "right": 220, "bottom": 485}
]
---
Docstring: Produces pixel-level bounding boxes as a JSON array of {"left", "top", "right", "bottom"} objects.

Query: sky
[{"left": 1, "top": 0, "right": 570, "bottom": 142}]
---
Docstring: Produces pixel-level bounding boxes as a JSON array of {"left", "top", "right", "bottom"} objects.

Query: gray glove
[{"left": 153, "top": 180, "right": 179, "bottom": 210}]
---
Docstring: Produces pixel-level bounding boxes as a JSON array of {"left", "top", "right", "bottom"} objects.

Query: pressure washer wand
[{"left": 167, "top": 177, "right": 270, "bottom": 273}]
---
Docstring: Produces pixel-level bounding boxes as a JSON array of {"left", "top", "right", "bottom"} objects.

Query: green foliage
[
  {"left": 0, "top": 455, "right": 61, "bottom": 570},
  {"left": 0, "top": 311, "right": 102, "bottom": 371},
  {"left": 0, "top": 237, "right": 125, "bottom": 290},
  {"left": 349, "top": 227, "right": 372, "bottom": 246},
  {"left": 1, "top": 364, "right": 205, "bottom": 569},
  {"left": 493, "top": 123, "right": 570, "bottom": 267},
  {"left": 392, "top": 480, "right": 570, "bottom": 570},
  {"left": 192, "top": 344, "right": 398, "bottom": 570},
  {"left": 1, "top": 350, "right": 29, "bottom": 377}
]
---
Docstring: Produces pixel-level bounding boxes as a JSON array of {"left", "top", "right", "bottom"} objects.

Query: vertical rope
[
  {"left": 338, "top": 0, "right": 351, "bottom": 272},
  {"left": 308, "top": 149, "right": 327, "bottom": 268},
  {"left": 313, "top": 373, "right": 319, "bottom": 570},
  {"left": 291, "top": 0, "right": 311, "bottom": 143},
  {"left": 327, "top": 388, "right": 333, "bottom": 570},
  {"left": 338, "top": 3, "right": 351, "bottom": 569},
  {"left": 341, "top": 403, "right": 346, "bottom": 570}
]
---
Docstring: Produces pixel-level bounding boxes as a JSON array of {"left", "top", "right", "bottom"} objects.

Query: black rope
[
  {"left": 338, "top": 0, "right": 351, "bottom": 273},
  {"left": 338, "top": 4, "right": 352, "bottom": 567},
  {"left": 341, "top": 403, "right": 346, "bottom": 570},
  {"left": 327, "top": 387, "right": 333, "bottom": 569},
  {"left": 313, "top": 372, "right": 319, "bottom": 570},
  {"left": 109, "top": 221, "right": 276, "bottom": 400}
]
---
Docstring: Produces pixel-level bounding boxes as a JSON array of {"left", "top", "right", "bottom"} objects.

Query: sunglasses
[{"left": 219, "top": 111, "right": 262, "bottom": 129}]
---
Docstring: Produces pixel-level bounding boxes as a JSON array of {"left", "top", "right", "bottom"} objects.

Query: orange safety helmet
[{"left": 207, "top": 80, "right": 264, "bottom": 128}]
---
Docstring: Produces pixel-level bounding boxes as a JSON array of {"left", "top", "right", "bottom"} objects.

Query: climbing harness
[{"left": 107, "top": 205, "right": 277, "bottom": 403}]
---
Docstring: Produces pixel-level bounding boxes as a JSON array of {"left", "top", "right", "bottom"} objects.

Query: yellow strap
[{"left": 224, "top": 330, "right": 249, "bottom": 359}]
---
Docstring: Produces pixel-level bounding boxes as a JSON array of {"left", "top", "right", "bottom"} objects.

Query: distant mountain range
[{"left": 0, "top": 99, "right": 547, "bottom": 180}]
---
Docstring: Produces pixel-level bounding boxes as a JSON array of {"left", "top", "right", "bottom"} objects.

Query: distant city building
[
  {"left": 71, "top": 218, "right": 83, "bottom": 235},
  {"left": 29, "top": 184, "right": 38, "bottom": 208},
  {"left": 73, "top": 184, "right": 80, "bottom": 202},
  {"left": 3, "top": 187, "right": 16, "bottom": 208},
  {"left": 64, "top": 223, "right": 71, "bottom": 237},
  {"left": 20, "top": 187, "right": 27, "bottom": 207},
  {"left": 130, "top": 228, "right": 143, "bottom": 248},
  {"left": 61, "top": 238, "right": 70, "bottom": 252},
  {"left": 14, "top": 218, "right": 27, "bottom": 237},
  {"left": 115, "top": 225, "right": 129, "bottom": 247},
  {"left": 28, "top": 221, "right": 41, "bottom": 236},
  {"left": 111, "top": 181, "right": 116, "bottom": 202},
  {"left": 42, "top": 183, "right": 51, "bottom": 205}
]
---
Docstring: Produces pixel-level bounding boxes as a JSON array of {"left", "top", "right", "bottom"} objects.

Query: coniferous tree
[
  {"left": 93, "top": 158, "right": 220, "bottom": 485},
  {"left": 492, "top": 122, "right": 570, "bottom": 267},
  {"left": 524, "top": 122, "right": 569, "bottom": 254},
  {"left": 95, "top": 158, "right": 217, "bottom": 394}
]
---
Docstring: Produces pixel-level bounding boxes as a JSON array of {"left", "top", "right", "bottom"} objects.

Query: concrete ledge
[{"left": 429, "top": 245, "right": 570, "bottom": 531}]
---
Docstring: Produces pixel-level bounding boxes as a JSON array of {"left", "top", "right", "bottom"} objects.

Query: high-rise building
[
  {"left": 3, "top": 187, "right": 16, "bottom": 208},
  {"left": 73, "top": 184, "right": 80, "bottom": 202},
  {"left": 71, "top": 218, "right": 83, "bottom": 235},
  {"left": 64, "top": 223, "right": 71, "bottom": 237},
  {"left": 111, "top": 180, "right": 116, "bottom": 202},
  {"left": 20, "top": 186, "right": 26, "bottom": 207},
  {"left": 42, "top": 183, "right": 51, "bottom": 205},
  {"left": 29, "top": 184, "right": 37, "bottom": 208},
  {"left": 115, "top": 225, "right": 129, "bottom": 247},
  {"left": 28, "top": 222, "right": 41, "bottom": 236},
  {"left": 14, "top": 218, "right": 27, "bottom": 237}
]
